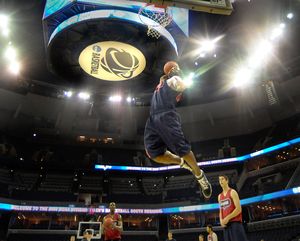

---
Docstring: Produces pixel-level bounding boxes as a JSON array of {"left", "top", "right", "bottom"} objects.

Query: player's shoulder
[
  {"left": 230, "top": 189, "right": 240, "bottom": 199},
  {"left": 167, "top": 75, "right": 183, "bottom": 82},
  {"left": 230, "top": 188, "right": 238, "bottom": 195}
]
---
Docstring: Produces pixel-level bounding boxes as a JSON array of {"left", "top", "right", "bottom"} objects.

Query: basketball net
[{"left": 138, "top": 4, "right": 173, "bottom": 39}]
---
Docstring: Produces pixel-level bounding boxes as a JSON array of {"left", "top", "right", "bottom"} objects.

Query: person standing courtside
[
  {"left": 82, "top": 230, "right": 93, "bottom": 241},
  {"left": 206, "top": 224, "right": 218, "bottom": 241},
  {"left": 218, "top": 175, "right": 248, "bottom": 241},
  {"left": 102, "top": 202, "right": 123, "bottom": 241},
  {"left": 198, "top": 234, "right": 205, "bottom": 241},
  {"left": 166, "top": 231, "right": 176, "bottom": 241}
]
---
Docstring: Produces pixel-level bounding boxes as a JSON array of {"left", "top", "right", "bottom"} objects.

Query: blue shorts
[
  {"left": 144, "top": 111, "right": 191, "bottom": 159},
  {"left": 224, "top": 222, "right": 248, "bottom": 241}
]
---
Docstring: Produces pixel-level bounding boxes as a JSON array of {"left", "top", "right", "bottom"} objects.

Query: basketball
[
  {"left": 103, "top": 217, "right": 114, "bottom": 229},
  {"left": 164, "top": 61, "right": 179, "bottom": 75}
]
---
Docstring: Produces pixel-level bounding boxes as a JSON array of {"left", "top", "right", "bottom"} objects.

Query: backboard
[
  {"left": 130, "top": 0, "right": 233, "bottom": 15},
  {"left": 43, "top": 0, "right": 190, "bottom": 42},
  {"left": 77, "top": 222, "right": 102, "bottom": 239}
]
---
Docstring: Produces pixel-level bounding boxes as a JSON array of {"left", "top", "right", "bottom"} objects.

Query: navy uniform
[
  {"left": 144, "top": 61, "right": 212, "bottom": 200},
  {"left": 144, "top": 75, "right": 190, "bottom": 159}
]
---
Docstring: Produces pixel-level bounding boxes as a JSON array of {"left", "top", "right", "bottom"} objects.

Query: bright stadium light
[
  {"left": 233, "top": 68, "right": 253, "bottom": 88},
  {"left": 201, "top": 40, "right": 216, "bottom": 52},
  {"left": 109, "top": 95, "right": 122, "bottom": 102},
  {"left": 197, "top": 35, "right": 223, "bottom": 55},
  {"left": 279, "top": 23, "right": 286, "bottom": 29},
  {"left": 270, "top": 25, "right": 284, "bottom": 40},
  {"left": 287, "top": 13, "right": 294, "bottom": 19},
  {"left": 126, "top": 96, "right": 132, "bottom": 103},
  {"left": 257, "top": 40, "right": 273, "bottom": 56},
  {"left": 248, "top": 40, "right": 273, "bottom": 68},
  {"left": 0, "top": 14, "right": 9, "bottom": 29},
  {"left": 4, "top": 46, "right": 17, "bottom": 60},
  {"left": 8, "top": 61, "right": 21, "bottom": 75},
  {"left": 78, "top": 92, "right": 90, "bottom": 100},
  {"left": 184, "top": 73, "right": 195, "bottom": 87},
  {"left": 64, "top": 91, "right": 73, "bottom": 98},
  {"left": 2, "top": 28, "right": 9, "bottom": 37}
]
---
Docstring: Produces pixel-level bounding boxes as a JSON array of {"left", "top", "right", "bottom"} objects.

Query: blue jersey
[
  {"left": 144, "top": 76, "right": 190, "bottom": 158},
  {"left": 150, "top": 76, "right": 182, "bottom": 115}
]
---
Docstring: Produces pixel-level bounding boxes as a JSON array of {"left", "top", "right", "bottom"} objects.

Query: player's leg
[
  {"left": 181, "top": 151, "right": 212, "bottom": 199},
  {"left": 156, "top": 112, "right": 212, "bottom": 198},
  {"left": 223, "top": 227, "right": 230, "bottom": 241},
  {"left": 145, "top": 117, "right": 191, "bottom": 168},
  {"left": 231, "top": 223, "right": 248, "bottom": 241},
  {"left": 144, "top": 117, "right": 170, "bottom": 163},
  {"left": 154, "top": 150, "right": 181, "bottom": 165}
]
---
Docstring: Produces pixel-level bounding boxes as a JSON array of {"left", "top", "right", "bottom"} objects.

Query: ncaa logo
[
  {"left": 79, "top": 41, "right": 146, "bottom": 81},
  {"left": 93, "top": 45, "right": 101, "bottom": 53}
]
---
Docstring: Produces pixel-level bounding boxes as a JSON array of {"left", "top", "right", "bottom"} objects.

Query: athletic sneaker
[
  {"left": 180, "top": 159, "right": 193, "bottom": 173},
  {"left": 196, "top": 170, "right": 212, "bottom": 199}
]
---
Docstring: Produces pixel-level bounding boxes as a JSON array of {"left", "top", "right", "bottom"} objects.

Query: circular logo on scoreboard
[{"left": 79, "top": 41, "right": 146, "bottom": 81}]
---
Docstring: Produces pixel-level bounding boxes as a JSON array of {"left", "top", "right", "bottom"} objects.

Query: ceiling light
[
  {"left": 78, "top": 92, "right": 90, "bottom": 100},
  {"left": 126, "top": 96, "right": 132, "bottom": 103},
  {"left": 248, "top": 40, "right": 273, "bottom": 68},
  {"left": 2, "top": 28, "right": 9, "bottom": 37},
  {"left": 200, "top": 52, "right": 206, "bottom": 58},
  {"left": 4, "top": 46, "right": 17, "bottom": 60},
  {"left": 64, "top": 91, "right": 73, "bottom": 98},
  {"left": 184, "top": 73, "right": 195, "bottom": 87},
  {"left": 270, "top": 26, "right": 284, "bottom": 40},
  {"left": 197, "top": 35, "right": 223, "bottom": 55},
  {"left": 0, "top": 14, "right": 8, "bottom": 29},
  {"left": 257, "top": 40, "right": 273, "bottom": 55},
  {"left": 109, "top": 95, "right": 122, "bottom": 102},
  {"left": 8, "top": 61, "right": 21, "bottom": 75},
  {"left": 287, "top": 13, "right": 294, "bottom": 19},
  {"left": 201, "top": 40, "right": 216, "bottom": 52},
  {"left": 233, "top": 68, "right": 253, "bottom": 88},
  {"left": 279, "top": 23, "right": 286, "bottom": 29}
]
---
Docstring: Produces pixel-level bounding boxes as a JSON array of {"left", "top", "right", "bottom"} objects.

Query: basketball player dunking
[
  {"left": 218, "top": 175, "right": 248, "bottom": 241},
  {"left": 102, "top": 202, "right": 122, "bottom": 241},
  {"left": 144, "top": 61, "right": 212, "bottom": 199}
]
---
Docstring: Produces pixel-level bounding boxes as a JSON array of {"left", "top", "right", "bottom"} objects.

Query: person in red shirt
[
  {"left": 218, "top": 175, "right": 248, "bottom": 241},
  {"left": 102, "top": 202, "right": 122, "bottom": 241}
]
